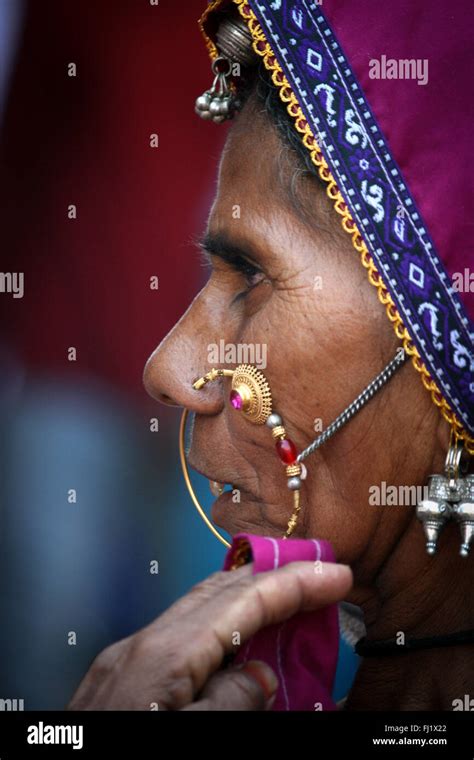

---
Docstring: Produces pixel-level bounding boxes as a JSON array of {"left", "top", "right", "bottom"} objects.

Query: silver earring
[
  {"left": 195, "top": 57, "right": 238, "bottom": 123},
  {"left": 416, "top": 436, "right": 470, "bottom": 556},
  {"left": 195, "top": 15, "right": 254, "bottom": 123},
  {"left": 416, "top": 474, "right": 453, "bottom": 556},
  {"left": 453, "top": 475, "right": 474, "bottom": 557}
]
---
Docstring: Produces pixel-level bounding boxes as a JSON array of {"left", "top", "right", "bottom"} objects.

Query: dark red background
[{"left": 0, "top": 0, "right": 226, "bottom": 396}]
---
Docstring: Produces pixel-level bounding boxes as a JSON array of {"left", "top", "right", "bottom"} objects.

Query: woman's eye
[
  {"left": 231, "top": 256, "right": 266, "bottom": 290},
  {"left": 197, "top": 242, "right": 267, "bottom": 295}
]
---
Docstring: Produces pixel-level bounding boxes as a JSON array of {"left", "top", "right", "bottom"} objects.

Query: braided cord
[{"left": 298, "top": 348, "right": 407, "bottom": 462}]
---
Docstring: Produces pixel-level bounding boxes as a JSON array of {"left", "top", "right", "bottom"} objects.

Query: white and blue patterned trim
[{"left": 248, "top": 0, "right": 474, "bottom": 433}]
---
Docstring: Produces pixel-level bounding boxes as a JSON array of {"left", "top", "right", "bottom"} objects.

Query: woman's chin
[
  {"left": 210, "top": 490, "right": 292, "bottom": 539},
  {"left": 210, "top": 489, "right": 235, "bottom": 533},
  {"left": 210, "top": 489, "right": 260, "bottom": 537}
]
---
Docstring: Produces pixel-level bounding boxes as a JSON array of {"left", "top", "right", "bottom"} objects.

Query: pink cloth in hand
[{"left": 223, "top": 533, "right": 339, "bottom": 711}]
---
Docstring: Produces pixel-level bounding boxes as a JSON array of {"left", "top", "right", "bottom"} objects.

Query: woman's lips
[
  {"left": 187, "top": 455, "right": 239, "bottom": 497},
  {"left": 186, "top": 457, "right": 257, "bottom": 535}
]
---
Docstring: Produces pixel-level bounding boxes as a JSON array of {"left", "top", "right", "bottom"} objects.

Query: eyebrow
[{"left": 197, "top": 232, "right": 261, "bottom": 268}]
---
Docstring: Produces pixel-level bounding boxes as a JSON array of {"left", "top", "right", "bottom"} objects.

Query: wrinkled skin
[{"left": 70, "top": 91, "right": 473, "bottom": 711}]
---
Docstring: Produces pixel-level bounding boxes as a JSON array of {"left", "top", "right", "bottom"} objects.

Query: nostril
[
  {"left": 143, "top": 339, "right": 225, "bottom": 412},
  {"left": 143, "top": 361, "right": 170, "bottom": 405}
]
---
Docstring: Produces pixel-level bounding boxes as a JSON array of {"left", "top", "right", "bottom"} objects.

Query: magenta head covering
[{"left": 200, "top": 0, "right": 474, "bottom": 451}]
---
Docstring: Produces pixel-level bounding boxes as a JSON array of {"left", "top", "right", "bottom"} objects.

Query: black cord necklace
[{"left": 355, "top": 629, "right": 474, "bottom": 657}]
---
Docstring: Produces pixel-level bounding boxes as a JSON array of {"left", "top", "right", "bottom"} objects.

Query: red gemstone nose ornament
[
  {"left": 230, "top": 389, "right": 243, "bottom": 410},
  {"left": 276, "top": 438, "right": 298, "bottom": 465}
]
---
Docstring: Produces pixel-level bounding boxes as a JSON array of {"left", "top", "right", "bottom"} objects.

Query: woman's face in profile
[{"left": 144, "top": 90, "right": 445, "bottom": 595}]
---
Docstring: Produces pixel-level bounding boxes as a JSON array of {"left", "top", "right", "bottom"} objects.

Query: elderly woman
[{"left": 69, "top": 0, "right": 473, "bottom": 711}]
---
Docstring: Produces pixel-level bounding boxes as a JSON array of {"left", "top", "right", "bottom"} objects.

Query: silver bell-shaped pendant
[
  {"left": 416, "top": 436, "right": 471, "bottom": 557},
  {"left": 195, "top": 91, "right": 214, "bottom": 120},
  {"left": 452, "top": 475, "right": 474, "bottom": 557},
  {"left": 195, "top": 13, "right": 253, "bottom": 123},
  {"left": 416, "top": 475, "right": 452, "bottom": 555},
  {"left": 195, "top": 57, "right": 239, "bottom": 124}
]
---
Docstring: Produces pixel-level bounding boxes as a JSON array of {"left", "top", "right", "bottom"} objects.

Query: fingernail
[
  {"left": 241, "top": 660, "right": 278, "bottom": 701},
  {"left": 318, "top": 563, "right": 352, "bottom": 576}
]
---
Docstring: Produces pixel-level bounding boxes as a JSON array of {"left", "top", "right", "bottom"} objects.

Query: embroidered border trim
[{"left": 199, "top": 0, "right": 474, "bottom": 453}]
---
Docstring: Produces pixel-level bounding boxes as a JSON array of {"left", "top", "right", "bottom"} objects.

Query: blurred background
[{"left": 0, "top": 0, "right": 357, "bottom": 709}]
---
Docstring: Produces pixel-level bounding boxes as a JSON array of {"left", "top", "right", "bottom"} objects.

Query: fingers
[
  {"left": 201, "top": 561, "right": 352, "bottom": 649},
  {"left": 67, "top": 561, "right": 353, "bottom": 711},
  {"left": 67, "top": 640, "right": 128, "bottom": 710},
  {"left": 156, "top": 564, "right": 255, "bottom": 624},
  {"left": 183, "top": 661, "right": 278, "bottom": 711},
  {"left": 163, "top": 561, "right": 352, "bottom": 695}
]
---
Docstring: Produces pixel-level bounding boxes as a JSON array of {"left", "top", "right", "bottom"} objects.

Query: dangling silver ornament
[
  {"left": 416, "top": 437, "right": 471, "bottom": 556},
  {"left": 416, "top": 477, "right": 452, "bottom": 555},
  {"left": 452, "top": 475, "right": 474, "bottom": 557},
  {"left": 194, "top": 13, "right": 255, "bottom": 124},
  {"left": 195, "top": 56, "right": 240, "bottom": 124}
]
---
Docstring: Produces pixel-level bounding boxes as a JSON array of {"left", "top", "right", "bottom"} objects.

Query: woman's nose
[{"left": 143, "top": 297, "right": 226, "bottom": 415}]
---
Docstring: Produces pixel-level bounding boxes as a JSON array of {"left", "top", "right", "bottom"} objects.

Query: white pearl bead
[
  {"left": 266, "top": 413, "right": 283, "bottom": 429},
  {"left": 287, "top": 476, "right": 302, "bottom": 490}
]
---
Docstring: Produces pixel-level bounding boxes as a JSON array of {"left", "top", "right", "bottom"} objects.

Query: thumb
[{"left": 183, "top": 660, "right": 278, "bottom": 711}]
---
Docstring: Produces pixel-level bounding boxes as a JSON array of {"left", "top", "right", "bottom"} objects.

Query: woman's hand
[{"left": 67, "top": 561, "right": 352, "bottom": 711}]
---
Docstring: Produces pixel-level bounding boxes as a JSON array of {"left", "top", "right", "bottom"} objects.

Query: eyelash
[{"left": 199, "top": 248, "right": 264, "bottom": 292}]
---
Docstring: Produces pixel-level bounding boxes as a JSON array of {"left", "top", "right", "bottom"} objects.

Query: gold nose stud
[
  {"left": 229, "top": 364, "right": 273, "bottom": 424},
  {"left": 193, "top": 364, "right": 273, "bottom": 425}
]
